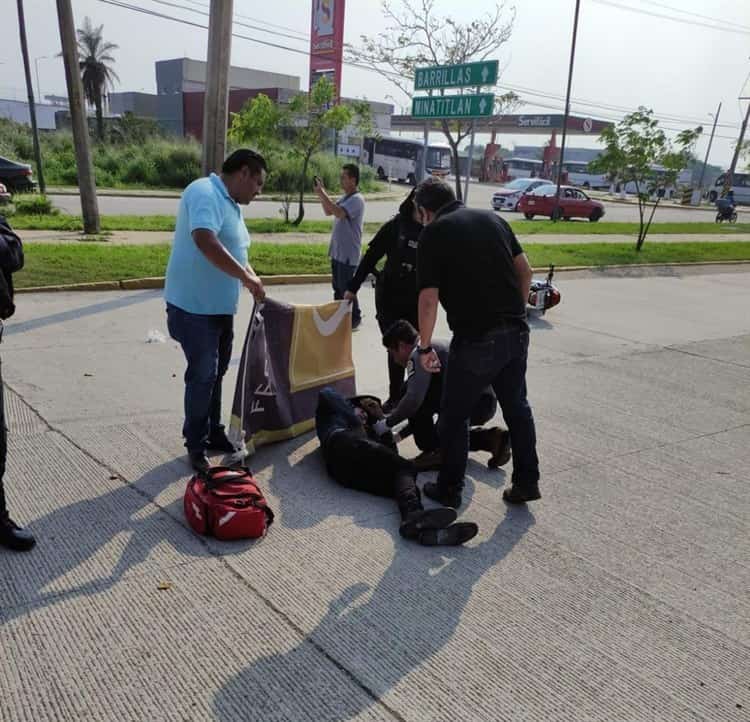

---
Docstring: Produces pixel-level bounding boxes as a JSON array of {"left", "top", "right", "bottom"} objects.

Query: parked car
[
  {"left": 518, "top": 184, "right": 605, "bottom": 222},
  {"left": 0, "top": 156, "right": 36, "bottom": 193},
  {"left": 0, "top": 183, "right": 11, "bottom": 205},
  {"left": 492, "top": 177, "right": 549, "bottom": 212}
]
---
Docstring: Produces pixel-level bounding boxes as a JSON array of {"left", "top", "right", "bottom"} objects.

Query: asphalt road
[{"left": 50, "top": 182, "right": 727, "bottom": 224}]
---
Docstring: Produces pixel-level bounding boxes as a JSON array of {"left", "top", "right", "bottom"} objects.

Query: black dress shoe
[
  {"left": 188, "top": 450, "right": 210, "bottom": 474},
  {"left": 419, "top": 522, "right": 479, "bottom": 546},
  {"left": 205, "top": 433, "right": 236, "bottom": 453},
  {"left": 0, "top": 512, "right": 36, "bottom": 552},
  {"left": 487, "top": 428, "right": 512, "bottom": 469},
  {"left": 502, "top": 482, "right": 541, "bottom": 504},
  {"left": 422, "top": 481, "right": 462, "bottom": 509},
  {"left": 399, "top": 507, "right": 457, "bottom": 540}
]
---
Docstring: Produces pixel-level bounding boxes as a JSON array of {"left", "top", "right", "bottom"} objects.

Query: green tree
[
  {"left": 348, "top": 0, "right": 519, "bottom": 200},
  {"left": 228, "top": 93, "right": 287, "bottom": 155},
  {"left": 589, "top": 108, "right": 701, "bottom": 250},
  {"left": 229, "top": 77, "right": 371, "bottom": 225},
  {"left": 76, "top": 16, "right": 119, "bottom": 141}
]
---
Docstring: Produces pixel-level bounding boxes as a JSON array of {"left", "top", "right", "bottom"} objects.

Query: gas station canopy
[{"left": 390, "top": 113, "right": 612, "bottom": 135}]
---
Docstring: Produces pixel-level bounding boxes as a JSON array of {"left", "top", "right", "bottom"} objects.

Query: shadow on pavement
[
  {"left": 6, "top": 290, "right": 160, "bottom": 337},
  {"left": 213, "top": 434, "right": 534, "bottom": 721},
  {"left": 0, "top": 456, "right": 241, "bottom": 625}
]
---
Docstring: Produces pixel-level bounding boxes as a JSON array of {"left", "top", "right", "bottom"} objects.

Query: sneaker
[
  {"left": 419, "top": 522, "right": 479, "bottom": 546},
  {"left": 412, "top": 449, "right": 442, "bottom": 472},
  {"left": 422, "top": 481, "right": 462, "bottom": 509},
  {"left": 0, "top": 512, "right": 36, "bottom": 552},
  {"left": 487, "top": 429, "right": 512, "bottom": 469},
  {"left": 205, "top": 433, "right": 236, "bottom": 454},
  {"left": 502, "top": 482, "right": 541, "bottom": 504},
  {"left": 399, "top": 507, "right": 457, "bottom": 540},
  {"left": 188, "top": 450, "right": 210, "bottom": 474}
]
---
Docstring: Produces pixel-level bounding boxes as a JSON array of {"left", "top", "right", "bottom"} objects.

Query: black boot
[
  {"left": 503, "top": 480, "right": 541, "bottom": 504},
  {"left": 423, "top": 481, "right": 462, "bottom": 509},
  {"left": 0, "top": 511, "right": 36, "bottom": 552},
  {"left": 418, "top": 522, "right": 479, "bottom": 546},
  {"left": 205, "top": 431, "right": 236, "bottom": 453},
  {"left": 470, "top": 427, "right": 511, "bottom": 469},
  {"left": 188, "top": 450, "right": 210, "bottom": 474},
  {"left": 399, "top": 507, "right": 457, "bottom": 540}
]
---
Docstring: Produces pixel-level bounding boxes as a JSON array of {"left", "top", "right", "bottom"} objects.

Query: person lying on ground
[{"left": 315, "top": 387, "right": 478, "bottom": 546}]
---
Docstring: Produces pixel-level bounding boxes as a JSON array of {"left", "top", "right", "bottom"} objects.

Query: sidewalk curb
[{"left": 14, "top": 261, "right": 750, "bottom": 294}]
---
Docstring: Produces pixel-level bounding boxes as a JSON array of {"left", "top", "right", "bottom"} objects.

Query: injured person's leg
[{"left": 316, "top": 389, "right": 478, "bottom": 546}]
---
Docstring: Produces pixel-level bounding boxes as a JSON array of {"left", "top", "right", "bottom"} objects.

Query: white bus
[
  {"left": 501, "top": 157, "right": 544, "bottom": 181},
  {"left": 561, "top": 160, "right": 609, "bottom": 190},
  {"left": 361, "top": 137, "right": 452, "bottom": 185}
]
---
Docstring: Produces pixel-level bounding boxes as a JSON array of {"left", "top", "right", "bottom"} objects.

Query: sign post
[{"left": 412, "top": 60, "right": 497, "bottom": 202}]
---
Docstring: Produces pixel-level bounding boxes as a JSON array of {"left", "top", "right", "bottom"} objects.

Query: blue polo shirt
[{"left": 164, "top": 173, "right": 250, "bottom": 315}]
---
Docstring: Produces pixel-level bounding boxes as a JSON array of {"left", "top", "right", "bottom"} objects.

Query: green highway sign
[
  {"left": 411, "top": 93, "right": 495, "bottom": 120},
  {"left": 414, "top": 60, "right": 499, "bottom": 91}
]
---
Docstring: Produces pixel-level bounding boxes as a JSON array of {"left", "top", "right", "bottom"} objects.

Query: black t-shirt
[{"left": 417, "top": 201, "right": 526, "bottom": 339}]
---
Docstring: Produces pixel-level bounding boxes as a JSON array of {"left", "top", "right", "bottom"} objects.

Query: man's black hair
[
  {"left": 382, "top": 319, "right": 418, "bottom": 349},
  {"left": 342, "top": 163, "right": 360, "bottom": 185},
  {"left": 414, "top": 176, "right": 456, "bottom": 212},
  {"left": 222, "top": 149, "right": 267, "bottom": 176}
]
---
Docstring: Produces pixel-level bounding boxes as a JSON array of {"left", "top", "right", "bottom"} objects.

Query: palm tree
[{"left": 76, "top": 16, "right": 119, "bottom": 141}]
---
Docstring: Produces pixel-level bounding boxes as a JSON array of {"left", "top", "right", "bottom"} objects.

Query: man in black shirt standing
[{"left": 414, "top": 177, "right": 540, "bottom": 508}]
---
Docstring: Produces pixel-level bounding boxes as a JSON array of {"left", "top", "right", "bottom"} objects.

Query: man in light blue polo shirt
[
  {"left": 165, "top": 149, "right": 266, "bottom": 472},
  {"left": 314, "top": 163, "right": 366, "bottom": 329}
]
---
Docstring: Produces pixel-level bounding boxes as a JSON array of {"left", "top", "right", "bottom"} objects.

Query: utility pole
[
  {"left": 56, "top": 0, "right": 99, "bottom": 233},
  {"left": 553, "top": 0, "right": 581, "bottom": 222},
  {"left": 202, "top": 0, "right": 234, "bottom": 175},
  {"left": 693, "top": 102, "right": 721, "bottom": 205},
  {"left": 16, "top": 0, "right": 46, "bottom": 194},
  {"left": 723, "top": 97, "right": 750, "bottom": 196}
]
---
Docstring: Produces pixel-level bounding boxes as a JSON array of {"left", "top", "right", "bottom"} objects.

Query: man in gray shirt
[
  {"left": 314, "top": 164, "right": 366, "bottom": 329},
  {"left": 374, "top": 320, "right": 511, "bottom": 471}
]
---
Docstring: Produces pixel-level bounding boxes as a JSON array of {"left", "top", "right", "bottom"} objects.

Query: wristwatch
[{"left": 417, "top": 346, "right": 434, "bottom": 355}]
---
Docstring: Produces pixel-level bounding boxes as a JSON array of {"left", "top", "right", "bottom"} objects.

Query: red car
[{"left": 518, "top": 184, "right": 605, "bottom": 222}]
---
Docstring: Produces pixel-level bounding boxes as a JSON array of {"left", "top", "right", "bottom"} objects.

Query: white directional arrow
[
  {"left": 481, "top": 65, "right": 489, "bottom": 83},
  {"left": 479, "top": 97, "right": 487, "bottom": 114}
]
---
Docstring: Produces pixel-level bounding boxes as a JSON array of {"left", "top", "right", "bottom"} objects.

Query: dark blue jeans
[
  {"left": 166, "top": 303, "right": 234, "bottom": 453},
  {"left": 437, "top": 321, "right": 539, "bottom": 490},
  {"left": 331, "top": 259, "right": 361, "bottom": 326}
]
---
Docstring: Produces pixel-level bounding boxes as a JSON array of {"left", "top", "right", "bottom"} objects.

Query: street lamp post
[
  {"left": 693, "top": 103, "right": 721, "bottom": 205},
  {"left": 34, "top": 55, "right": 49, "bottom": 103},
  {"left": 552, "top": 0, "right": 582, "bottom": 222}
]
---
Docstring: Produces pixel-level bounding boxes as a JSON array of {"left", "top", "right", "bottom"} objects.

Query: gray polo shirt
[{"left": 329, "top": 191, "right": 366, "bottom": 266}]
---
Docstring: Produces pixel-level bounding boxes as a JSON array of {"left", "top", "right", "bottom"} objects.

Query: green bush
[
  {"left": 0, "top": 117, "right": 379, "bottom": 192},
  {"left": 12, "top": 194, "right": 58, "bottom": 216}
]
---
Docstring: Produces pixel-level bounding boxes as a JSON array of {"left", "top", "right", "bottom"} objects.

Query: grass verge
[
  {"left": 14, "top": 242, "right": 750, "bottom": 289},
  {"left": 8, "top": 214, "right": 750, "bottom": 236},
  {"left": 8, "top": 214, "right": 383, "bottom": 235}
]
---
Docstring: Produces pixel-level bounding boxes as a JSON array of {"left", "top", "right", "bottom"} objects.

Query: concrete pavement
[
  {"left": 0, "top": 272, "right": 748, "bottom": 721},
  {"left": 20, "top": 228, "right": 750, "bottom": 247}
]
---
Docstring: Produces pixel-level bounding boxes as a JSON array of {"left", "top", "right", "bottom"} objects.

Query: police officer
[
  {"left": 413, "top": 177, "right": 540, "bottom": 508},
  {"left": 344, "top": 189, "right": 421, "bottom": 408},
  {"left": 375, "top": 320, "right": 511, "bottom": 472}
]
